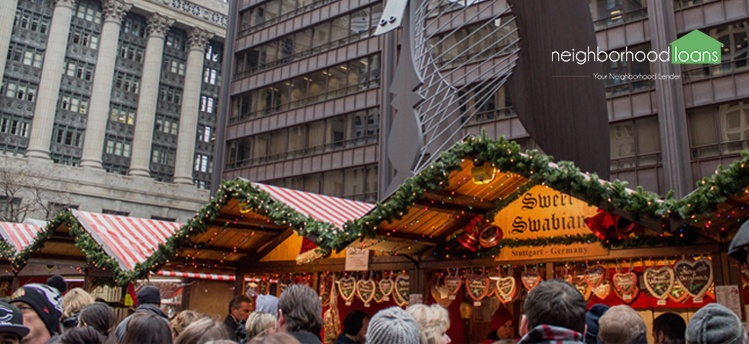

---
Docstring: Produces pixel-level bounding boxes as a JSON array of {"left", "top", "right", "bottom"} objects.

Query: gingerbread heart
[
  {"left": 740, "top": 265, "right": 749, "bottom": 288},
  {"left": 373, "top": 283, "right": 385, "bottom": 303},
  {"left": 521, "top": 272, "right": 542, "bottom": 291},
  {"left": 593, "top": 280, "right": 611, "bottom": 299},
  {"left": 495, "top": 277, "right": 517, "bottom": 304},
  {"left": 379, "top": 277, "right": 394, "bottom": 302},
  {"left": 613, "top": 272, "right": 638, "bottom": 303},
  {"left": 669, "top": 284, "right": 688, "bottom": 303},
  {"left": 673, "top": 259, "right": 713, "bottom": 299},
  {"left": 573, "top": 277, "right": 592, "bottom": 301},
  {"left": 444, "top": 275, "right": 462, "bottom": 297},
  {"left": 563, "top": 274, "right": 574, "bottom": 285},
  {"left": 643, "top": 266, "right": 675, "bottom": 300},
  {"left": 356, "top": 279, "right": 376, "bottom": 305},
  {"left": 337, "top": 276, "right": 356, "bottom": 305},
  {"left": 584, "top": 266, "right": 606, "bottom": 288},
  {"left": 430, "top": 284, "right": 453, "bottom": 308},
  {"left": 466, "top": 275, "right": 490, "bottom": 302},
  {"left": 394, "top": 274, "right": 410, "bottom": 306}
]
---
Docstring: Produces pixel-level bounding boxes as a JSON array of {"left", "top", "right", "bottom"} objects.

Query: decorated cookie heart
[
  {"left": 563, "top": 274, "right": 574, "bottom": 285},
  {"left": 521, "top": 272, "right": 542, "bottom": 291},
  {"left": 430, "top": 284, "right": 453, "bottom": 308},
  {"left": 643, "top": 266, "right": 675, "bottom": 300},
  {"left": 740, "top": 265, "right": 749, "bottom": 288},
  {"left": 669, "top": 284, "right": 688, "bottom": 303},
  {"left": 613, "top": 272, "right": 638, "bottom": 303},
  {"left": 337, "top": 276, "right": 357, "bottom": 305},
  {"left": 495, "top": 277, "right": 517, "bottom": 304},
  {"left": 573, "top": 277, "right": 592, "bottom": 301},
  {"left": 593, "top": 280, "right": 611, "bottom": 299},
  {"left": 673, "top": 259, "right": 713, "bottom": 299},
  {"left": 356, "top": 279, "right": 376, "bottom": 306},
  {"left": 394, "top": 274, "right": 411, "bottom": 306},
  {"left": 379, "top": 277, "right": 394, "bottom": 302},
  {"left": 373, "top": 283, "right": 385, "bottom": 303},
  {"left": 465, "top": 275, "right": 490, "bottom": 302},
  {"left": 444, "top": 275, "right": 462, "bottom": 298},
  {"left": 584, "top": 266, "right": 606, "bottom": 288}
]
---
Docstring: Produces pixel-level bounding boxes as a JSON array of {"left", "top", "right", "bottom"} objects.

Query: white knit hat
[{"left": 366, "top": 307, "right": 420, "bottom": 344}]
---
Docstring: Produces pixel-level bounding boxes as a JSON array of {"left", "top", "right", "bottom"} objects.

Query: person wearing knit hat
[
  {"left": 686, "top": 303, "right": 746, "bottom": 344},
  {"left": 366, "top": 307, "right": 420, "bottom": 344},
  {"left": 114, "top": 285, "right": 169, "bottom": 342},
  {"left": 598, "top": 305, "right": 647, "bottom": 344},
  {"left": 10, "top": 283, "right": 63, "bottom": 344},
  {"left": 482, "top": 306, "right": 515, "bottom": 344},
  {"left": 0, "top": 301, "right": 30, "bottom": 344},
  {"left": 585, "top": 304, "right": 609, "bottom": 344},
  {"left": 255, "top": 294, "right": 279, "bottom": 315}
]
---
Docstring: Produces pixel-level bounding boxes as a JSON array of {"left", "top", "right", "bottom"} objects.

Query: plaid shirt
[{"left": 518, "top": 325, "right": 585, "bottom": 344}]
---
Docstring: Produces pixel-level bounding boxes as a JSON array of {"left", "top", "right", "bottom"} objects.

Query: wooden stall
[{"left": 334, "top": 135, "right": 730, "bottom": 344}]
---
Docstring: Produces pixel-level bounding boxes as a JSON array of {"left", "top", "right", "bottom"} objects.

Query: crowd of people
[{"left": 0, "top": 276, "right": 742, "bottom": 344}]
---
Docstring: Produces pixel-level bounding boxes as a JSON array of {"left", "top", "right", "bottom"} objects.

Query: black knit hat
[
  {"left": 0, "top": 301, "right": 29, "bottom": 339},
  {"left": 10, "top": 283, "right": 63, "bottom": 336},
  {"left": 137, "top": 286, "right": 161, "bottom": 305}
]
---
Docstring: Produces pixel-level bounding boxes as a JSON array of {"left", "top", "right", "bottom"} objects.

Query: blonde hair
[
  {"left": 170, "top": 310, "right": 203, "bottom": 339},
  {"left": 406, "top": 304, "right": 450, "bottom": 344},
  {"left": 62, "top": 288, "right": 95, "bottom": 318},
  {"left": 246, "top": 312, "right": 277, "bottom": 339},
  {"left": 175, "top": 317, "right": 231, "bottom": 344}
]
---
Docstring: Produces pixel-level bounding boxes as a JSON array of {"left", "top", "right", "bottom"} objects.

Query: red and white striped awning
[
  {"left": 73, "top": 210, "right": 181, "bottom": 271},
  {"left": 253, "top": 182, "right": 375, "bottom": 229},
  {"left": 156, "top": 270, "right": 236, "bottom": 281},
  {"left": 0, "top": 222, "right": 43, "bottom": 252}
]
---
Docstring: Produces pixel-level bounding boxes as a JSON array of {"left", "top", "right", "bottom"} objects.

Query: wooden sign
[
  {"left": 497, "top": 243, "right": 609, "bottom": 261},
  {"left": 345, "top": 248, "right": 369, "bottom": 271},
  {"left": 674, "top": 258, "right": 713, "bottom": 299},
  {"left": 492, "top": 186, "right": 599, "bottom": 240},
  {"left": 643, "top": 266, "right": 675, "bottom": 300}
]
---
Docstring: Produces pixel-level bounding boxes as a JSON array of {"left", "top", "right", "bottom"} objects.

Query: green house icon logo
[{"left": 670, "top": 29, "right": 722, "bottom": 64}]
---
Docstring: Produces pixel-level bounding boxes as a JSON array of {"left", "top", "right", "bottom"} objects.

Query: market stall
[{"left": 335, "top": 135, "right": 726, "bottom": 344}]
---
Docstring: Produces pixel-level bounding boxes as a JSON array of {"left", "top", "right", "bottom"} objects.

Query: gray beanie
[
  {"left": 686, "top": 303, "right": 745, "bottom": 344},
  {"left": 255, "top": 294, "right": 279, "bottom": 314},
  {"left": 366, "top": 307, "right": 420, "bottom": 344}
]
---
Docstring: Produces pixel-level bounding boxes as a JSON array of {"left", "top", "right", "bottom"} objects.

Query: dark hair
[
  {"left": 653, "top": 312, "right": 686, "bottom": 341},
  {"left": 58, "top": 327, "right": 103, "bottom": 344},
  {"left": 79, "top": 302, "right": 117, "bottom": 344},
  {"left": 524, "top": 280, "right": 587, "bottom": 333},
  {"left": 278, "top": 284, "right": 323, "bottom": 334},
  {"left": 175, "top": 317, "right": 231, "bottom": 344},
  {"left": 342, "top": 310, "right": 370, "bottom": 336},
  {"left": 46, "top": 275, "right": 67, "bottom": 295},
  {"left": 229, "top": 294, "right": 252, "bottom": 312},
  {"left": 121, "top": 313, "right": 173, "bottom": 344}
]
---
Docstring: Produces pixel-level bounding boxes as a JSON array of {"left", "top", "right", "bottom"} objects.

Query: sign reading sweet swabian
[{"left": 494, "top": 186, "right": 608, "bottom": 261}]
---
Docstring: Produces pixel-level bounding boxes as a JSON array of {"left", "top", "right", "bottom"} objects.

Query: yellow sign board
[
  {"left": 492, "top": 185, "right": 599, "bottom": 240},
  {"left": 497, "top": 243, "right": 609, "bottom": 261}
]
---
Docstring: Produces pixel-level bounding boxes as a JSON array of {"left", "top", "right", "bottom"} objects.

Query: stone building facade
[{"left": 0, "top": 0, "right": 228, "bottom": 222}]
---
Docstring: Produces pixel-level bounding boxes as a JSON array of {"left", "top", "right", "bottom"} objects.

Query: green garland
[
  {"left": 342, "top": 134, "right": 668, "bottom": 253},
  {"left": 675, "top": 150, "right": 749, "bottom": 219},
  {"left": 0, "top": 239, "right": 15, "bottom": 261}
]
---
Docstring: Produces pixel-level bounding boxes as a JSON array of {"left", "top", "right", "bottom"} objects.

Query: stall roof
[
  {"left": 340, "top": 135, "right": 671, "bottom": 258},
  {"left": 146, "top": 179, "right": 374, "bottom": 276},
  {"left": 11, "top": 210, "right": 181, "bottom": 285},
  {"left": 0, "top": 222, "right": 43, "bottom": 255}
]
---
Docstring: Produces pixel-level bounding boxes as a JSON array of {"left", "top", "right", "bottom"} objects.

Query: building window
[
  {"left": 166, "top": 34, "right": 184, "bottom": 51},
  {"left": 59, "top": 94, "right": 89, "bottom": 114},
  {"left": 14, "top": 9, "right": 50, "bottom": 34},
  {"left": 159, "top": 86, "right": 182, "bottom": 105},
  {"left": 74, "top": 0, "right": 102, "bottom": 24},
  {"left": 165, "top": 58, "right": 185, "bottom": 76},
  {"left": 48, "top": 202, "right": 79, "bottom": 215},
  {"left": 200, "top": 96, "right": 215, "bottom": 113},
  {"left": 610, "top": 116, "right": 661, "bottom": 170},
  {"left": 54, "top": 127, "right": 84, "bottom": 148},
  {"left": 205, "top": 43, "right": 221, "bottom": 62},
  {"left": 119, "top": 43, "right": 145, "bottom": 63},
  {"left": 64, "top": 60, "right": 94, "bottom": 81},
  {"left": 102, "top": 209, "right": 129, "bottom": 216},
  {"left": 0, "top": 116, "right": 30, "bottom": 137},
  {"left": 155, "top": 118, "right": 179, "bottom": 136},
  {"left": 151, "top": 215, "right": 176, "bottom": 221},
  {"left": 194, "top": 154, "right": 211, "bottom": 172},
  {"left": 7, "top": 43, "right": 44, "bottom": 69},
  {"left": 151, "top": 147, "right": 176, "bottom": 166},
  {"left": 589, "top": 0, "right": 647, "bottom": 29},
  {"left": 109, "top": 105, "right": 136, "bottom": 125},
  {"left": 1, "top": 78, "right": 37, "bottom": 102},
  {"left": 601, "top": 44, "right": 654, "bottom": 97},
  {"left": 204, "top": 67, "right": 218, "bottom": 84},
  {"left": 682, "top": 21, "right": 749, "bottom": 81},
  {"left": 105, "top": 138, "right": 132, "bottom": 157},
  {"left": 123, "top": 15, "right": 146, "bottom": 38},
  {"left": 114, "top": 72, "right": 141, "bottom": 94},
  {"left": 689, "top": 101, "right": 749, "bottom": 157},
  {"left": 198, "top": 125, "right": 212, "bottom": 143},
  {"left": 70, "top": 29, "right": 99, "bottom": 50}
]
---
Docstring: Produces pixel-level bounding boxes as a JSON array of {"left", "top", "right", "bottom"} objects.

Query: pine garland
[{"left": 675, "top": 151, "right": 749, "bottom": 219}]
